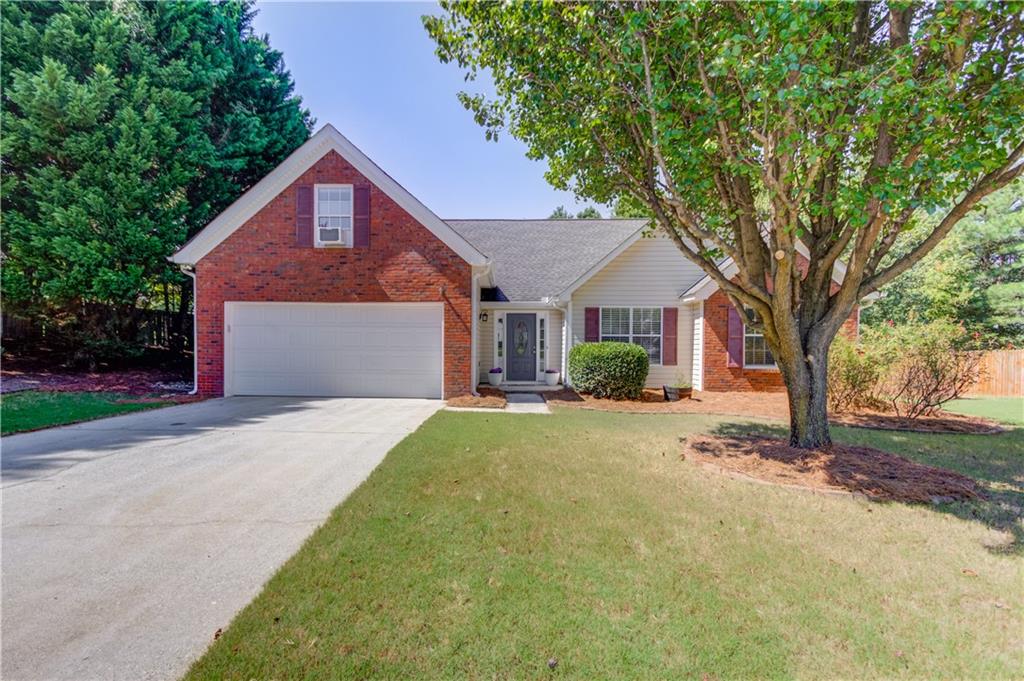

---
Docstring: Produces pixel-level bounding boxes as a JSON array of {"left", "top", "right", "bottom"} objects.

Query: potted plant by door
[
  {"left": 663, "top": 377, "right": 692, "bottom": 401},
  {"left": 488, "top": 367, "right": 503, "bottom": 387},
  {"left": 543, "top": 369, "right": 560, "bottom": 386}
]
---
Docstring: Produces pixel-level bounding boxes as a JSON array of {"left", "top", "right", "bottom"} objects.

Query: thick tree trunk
[{"left": 777, "top": 340, "right": 832, "bottom": 449}]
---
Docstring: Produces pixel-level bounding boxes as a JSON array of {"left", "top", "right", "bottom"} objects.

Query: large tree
[
  {"left": 1, "top": 0, "right": 311, "bottom": 361},
  {"left": 425, "top": 2, "right": 1024, "bottom": 447}
]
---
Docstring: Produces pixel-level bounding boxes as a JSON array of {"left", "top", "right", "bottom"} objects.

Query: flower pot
[
  {"left": 487, "top": 372, "right": 502, "bottom": 387},
  {"left": 664, "top": 385, "right": 693, "bottom": 401},
  {"left": 544, "top": 372, "right": 560, "bottom": 386}
]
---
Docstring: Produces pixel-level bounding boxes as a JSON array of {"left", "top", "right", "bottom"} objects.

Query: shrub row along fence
[
  {"left": 966, "top": 349, "right": 1023, "bottom": 397},
  {"left": 1, "top": 309, "right": 193, "bottom": 352}
]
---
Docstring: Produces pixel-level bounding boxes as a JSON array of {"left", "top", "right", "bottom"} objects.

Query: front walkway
[{"left": 1, "top": 396, "right": 441, "bottom": 681}]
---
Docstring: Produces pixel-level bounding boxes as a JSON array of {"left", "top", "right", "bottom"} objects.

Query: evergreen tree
[
  {"left": 1, "top": 1, "right": 311, "bottom": 362},
  {"left": 863, "top": 183, "right": 1024, "bottom": 347}
]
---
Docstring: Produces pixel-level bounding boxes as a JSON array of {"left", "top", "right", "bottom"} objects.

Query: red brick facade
[
  {"left": 194, "top": 150, "right": 472, "bottom": 398},
  {"left": 701, "top": 288, "right": 859, "bottom": 393}
]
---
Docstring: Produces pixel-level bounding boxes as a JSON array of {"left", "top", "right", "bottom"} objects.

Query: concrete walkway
[
  {"left": 1, "top": 396, "right": 441, "bottom": 681},
  {"left": 505, "top": 393, "right": 551, "bottom": 414}
]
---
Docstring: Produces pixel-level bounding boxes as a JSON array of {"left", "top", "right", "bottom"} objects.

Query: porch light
[{"left": 479, "top": 311, "right": 488, "bottom": 322}]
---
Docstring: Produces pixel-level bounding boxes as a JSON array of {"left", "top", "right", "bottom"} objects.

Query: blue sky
[{"left": 252, "top": 1, "right": 600, "bottom": 219}]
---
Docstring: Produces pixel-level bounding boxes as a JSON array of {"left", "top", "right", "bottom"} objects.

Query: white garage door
[{"left": 225, "top": 302, "right": 443, "bottom": 398}]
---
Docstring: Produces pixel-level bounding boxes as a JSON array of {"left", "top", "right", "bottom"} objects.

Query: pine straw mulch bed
[
  {"left": 543, "top": 389, "right": 1004, "bottom": 434},
  {"left": 446, "top": 387, "right": 507, "bottom": 409},
  {"left": 683, "top": 434, "right": 981, "bottom": 504},
  {"left": 0, "top": 366, "right": 191, "bottom": 396}
]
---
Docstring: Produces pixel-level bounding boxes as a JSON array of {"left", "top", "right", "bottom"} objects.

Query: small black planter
[{"left": 663, "top": 386, "right": 692, "bottom": 401}]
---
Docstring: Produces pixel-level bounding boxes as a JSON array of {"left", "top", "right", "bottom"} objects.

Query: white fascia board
[
  {"left": 556, "top": 225, "right": 647, "bottom": 299},
  {"left": 171, "top": 124, "right": 488, "bottom": 266},
  {"left": 479, "top": 300, "right": 565, "bottom": 310},
  {"left": 679, "top": 244, "right": 850, "bottom": 301}
]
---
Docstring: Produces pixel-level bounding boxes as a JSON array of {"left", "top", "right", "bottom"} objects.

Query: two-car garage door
[{"left": 225, "top": 302, "right": 443, "bottom": 398}]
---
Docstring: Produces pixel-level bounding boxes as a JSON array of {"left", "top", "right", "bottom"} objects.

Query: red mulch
[
  {"left": 446, "top": 387, "right": 507, "bottom": 409},
  {"left": 1, "top": 367, "right": 191, "bottom": 396},
  {"left": 543, "top": 388, "right": 1002, "bottom": 434},
  {"left": 684, "top": 434, "right": 981, "bottom": 504}
]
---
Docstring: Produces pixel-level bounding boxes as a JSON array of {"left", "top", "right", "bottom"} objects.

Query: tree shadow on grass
[{"left": 702, "top": 420, "right": 1024, "bottom": 555}]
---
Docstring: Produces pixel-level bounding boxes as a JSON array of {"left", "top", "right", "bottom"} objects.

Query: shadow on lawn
[{"left": 706, "top": 420, "right": 1024, "bottom": 554}]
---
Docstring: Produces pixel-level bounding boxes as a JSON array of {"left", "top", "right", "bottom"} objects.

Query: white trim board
[
  {"left": 171, "top": 124, "right": 487, "bottom": 266},
  {"left": 680, "top": 242, "right": 848, "bottom": 302}
]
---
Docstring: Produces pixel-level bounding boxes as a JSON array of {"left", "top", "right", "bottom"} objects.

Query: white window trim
[
  {"left": 599, "top": 307, "right": 663, "bottom": 366},
  {"left": 742, "top": 307, "right": 778, "bottom": 370},
  {"left": 314, "top": 183, "right": 354, "bottom": 248}
]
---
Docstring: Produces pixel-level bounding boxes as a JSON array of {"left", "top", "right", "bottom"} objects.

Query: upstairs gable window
[{"left": 315, "top": 184, "right": 353, "bottom": 247}]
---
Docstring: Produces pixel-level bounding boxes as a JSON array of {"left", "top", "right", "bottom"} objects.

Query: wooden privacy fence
[{"left": 967, "top": 349, "right": 1023, "bottom": 397}]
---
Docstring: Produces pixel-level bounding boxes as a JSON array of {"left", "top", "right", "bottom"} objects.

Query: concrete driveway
[{"left": 1, "top": 396, "right": 441, "bottom": 681}]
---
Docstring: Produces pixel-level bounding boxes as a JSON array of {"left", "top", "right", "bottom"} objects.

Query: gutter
[{"left": 178, "top": 265, "right": 198, "bottom": 395}]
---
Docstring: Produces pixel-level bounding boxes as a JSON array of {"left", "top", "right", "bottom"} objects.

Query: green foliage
[
  {"left": 826, "top": 334, "right": 885, "bottom": 413},
  {"left": 862, "top": 183, "right": 1024, "bottom": 347},
  {"left": 426, "top": 3, "right": 1023, "bottom": 230},
  {"left": 568, "top": 341, "right": 649, "bottom": 399},
  {"left": 833, "top": 321, "right": 983, "bottom": 418},
  {"left": 1, "top": 0, "right": 311, "bottom": 358},
  {"left": 549, "top": 205, "right": 603, "bottom": 219}
]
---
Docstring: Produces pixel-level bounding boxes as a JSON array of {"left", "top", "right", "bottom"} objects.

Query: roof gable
[
  {"left": 171, "top": 125, "right": 487, "bottom": 266},
  {"left": 680, "top": 242, "right": 848, "bottom": 301}
]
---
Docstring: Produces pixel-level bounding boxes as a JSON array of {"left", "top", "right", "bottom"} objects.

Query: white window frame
[
  {"left": 742, "top": 307, "right": 777, "bottom": 369},
  {"left": 599, "top": 307, "right": 662, "bottom": 365},
  {"left": 314, "top": 183, "right": 354, "bottom": 248}
]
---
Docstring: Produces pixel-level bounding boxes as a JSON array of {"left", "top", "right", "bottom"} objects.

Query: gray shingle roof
[{"left": 446, "top": 219, "right": 647, "bottom": 301}]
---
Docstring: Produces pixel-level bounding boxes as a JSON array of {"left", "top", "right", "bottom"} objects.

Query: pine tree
[{"left": 1, "top": 0, "right": 312, "bottom": 363}]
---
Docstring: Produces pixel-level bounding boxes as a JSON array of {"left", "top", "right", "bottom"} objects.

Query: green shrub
[
  {"left": 568, "top": 342, "right": 649, "bottom": 400},
  {"left": 827, "top": 334, "right": 885, "bottom": 413},
  {"left": 834, "top": 320, "right": 982, "bottom": 419}
]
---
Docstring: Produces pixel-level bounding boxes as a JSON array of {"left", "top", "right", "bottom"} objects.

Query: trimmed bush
[
  {"left": 568, "top": 342, "right": 649, "bottom": 400},
  {"left": 827, "top": 335, "right": 885, "bottom": 413}
]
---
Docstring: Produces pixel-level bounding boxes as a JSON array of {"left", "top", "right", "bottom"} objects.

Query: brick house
[{"left": 172, "top": 124, "right": 860, "bottom": 398}]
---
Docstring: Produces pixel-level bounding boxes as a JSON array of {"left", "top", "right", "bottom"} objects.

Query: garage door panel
[{"left": 226, "top": 303, "right": 443, "bottom": 398}]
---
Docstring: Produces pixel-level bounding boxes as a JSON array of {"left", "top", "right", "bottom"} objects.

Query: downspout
[
  {"left": 179, "top": 265, "right": 198, "bottom": 395},
  {"left": 563, "top": 299, "right": 572, "bottom": 387},
  {"left": 470, "top": 270, "right": 481, "bottom": 396}
]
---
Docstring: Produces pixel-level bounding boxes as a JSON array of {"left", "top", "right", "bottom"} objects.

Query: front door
[{"left": 506, "top": 313, "right": 537, "bottom": 381}]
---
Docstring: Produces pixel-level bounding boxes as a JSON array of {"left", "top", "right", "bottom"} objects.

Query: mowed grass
[
  {"left": 187, "top": 410, "right": 1024, "bottom": 680},
  {"left": 0, "top": 390, "right": 172, "bottom": 434},
  {"left": 946, "top": 396, "right": 1024, "bottom": 426}
]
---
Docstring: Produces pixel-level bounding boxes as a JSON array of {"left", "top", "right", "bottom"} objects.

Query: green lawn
[
  {"left": 945, "top": 396, "right": 1024, "bottom": 426},
  {"left": 187, "top": 410, "right": 1023, "bottom": 680},
  {"left": 1, "top": 390, "right": 173, "bottom": 435}
]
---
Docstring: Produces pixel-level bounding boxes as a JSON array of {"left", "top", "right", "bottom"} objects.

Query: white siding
[
  {"left": 570, "top": 235, "right": 705, "bottom": 387},
  {"left": 691, "top": 301, "right": 704, "bottom": 391},
  {"left": 546, "top": 309, "right": 564, "bottom": 377}
]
